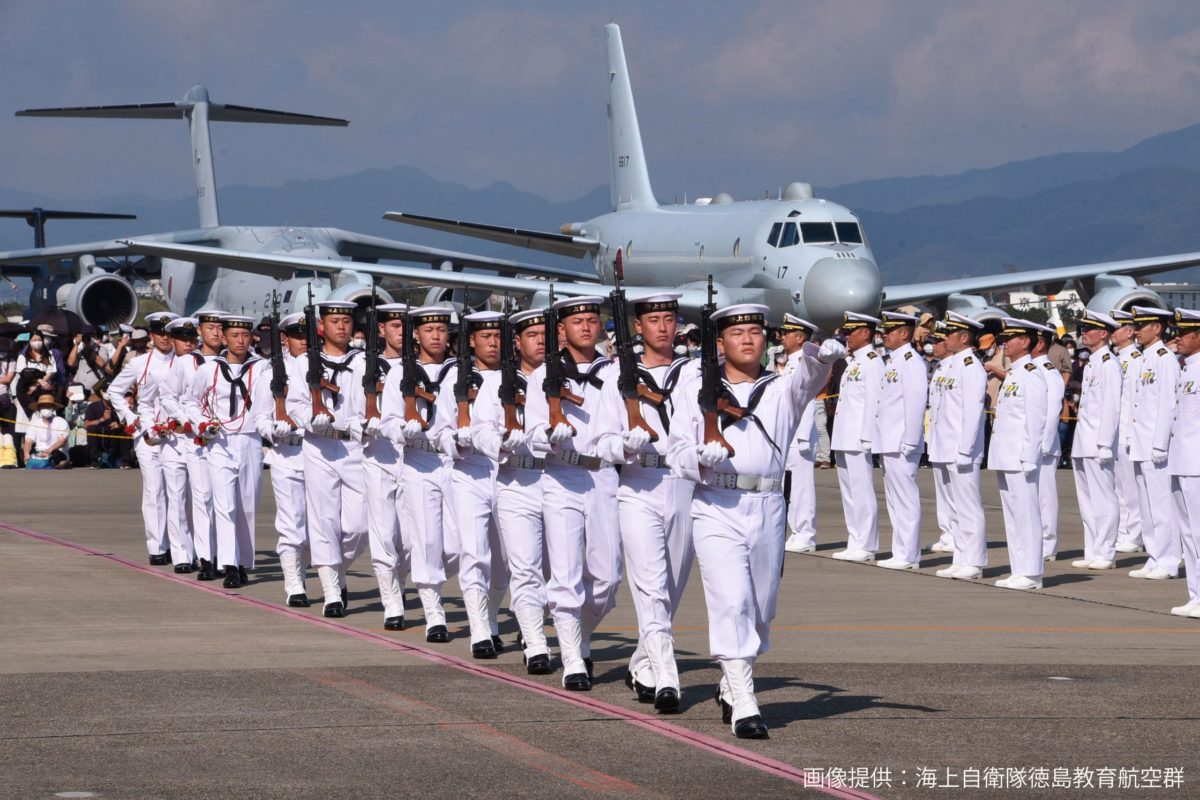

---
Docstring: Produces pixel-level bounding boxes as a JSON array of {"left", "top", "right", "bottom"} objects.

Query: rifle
[
  {"left": 542, "top": 285, "right": 583, "bottom": 436},
  {"left": 268, "top": 291, "right": 296, "bottom": 428},
  {"left": 498, "top": 304, "right": 521, "bottom": 436},
  {"left": 698, "top": 275, "right": 740, "bottom": 456},
  {"left": 362, "top": 287, "right": 382, "bottom": 426},
  {"left": 454, "top": 312, "right": 476, "bottom": 429},
  {"left": 400, "top": 308, "right": 434, "bottom": 429},
  {"left": 304, "top": 285, "right": 336, "bottom": 422},
  {"left": 609, "top": 258, "right": 659, "bottom": 442}
]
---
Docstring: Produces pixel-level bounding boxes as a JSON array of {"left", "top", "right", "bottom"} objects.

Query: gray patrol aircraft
[
  {"left": 103, "top": 24, "right": 1199, "bottom": 328},
  {"left": 0, "top": 86, "right": 579, "bottom": 328}
]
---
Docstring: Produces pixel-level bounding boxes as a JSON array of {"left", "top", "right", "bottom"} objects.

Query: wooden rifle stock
[
  {"left": 502, "top": 390, "right": 523, "bottom": 437},
  {"left": 624, "top": 396, "right": 658, "bottom": 442},
  {"left": 547, "top": 394, "right": 576, "bottom": 436}
]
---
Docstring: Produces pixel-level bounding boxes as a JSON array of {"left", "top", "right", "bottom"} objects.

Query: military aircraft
[{"left": 0, "top": 86, "right": 581, "bottom": 327}]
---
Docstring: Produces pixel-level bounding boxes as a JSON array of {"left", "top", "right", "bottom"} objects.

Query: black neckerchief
[
  {"left": 561, "top": 351, "right": 607, "bottom": 390},
  {"left": 638, "top": 355, "right": 690, "bottom": 433},
  {"left": 719, "top": 371, "right": 782, "bottom": 454},
  {"left": 412, "top": 360, "right": 455, "bottom": 423},
  {"left": 321, "top": 348, "right": 362, "bottom": 390},
  {"left": 217, "top": 357, "right": 259, "bottom": 417},
  {"left": 514, "top": 372, "right": 528, "bottom": 427}
]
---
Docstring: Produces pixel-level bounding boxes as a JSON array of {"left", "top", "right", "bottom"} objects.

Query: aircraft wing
[
  {"left": 326, "top": 229, "right": 596, "bottom": 282},
  {"left": 882, "top": 251, "right": 1200, "bottom": 307},
  {"left": 119, "top": 240, "right": 604, "bottom": 298},
  {"left": 383, "top": 212, "right": 599, "bottom": 258},
  {"left": 0, "top": 229, "right": 222, "bottom": 266}
]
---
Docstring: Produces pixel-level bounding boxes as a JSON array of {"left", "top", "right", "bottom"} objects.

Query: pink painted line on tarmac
[{"left": 1, "top": 520, "right": 883, "bottom": 800}]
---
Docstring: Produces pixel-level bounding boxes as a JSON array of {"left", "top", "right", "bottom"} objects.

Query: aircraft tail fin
[
  {"left": 605, "top": 24, "right": 657, "bottom": 212},
  {"left": 18, "top": 86, "right": 347, "bottom": 230}
]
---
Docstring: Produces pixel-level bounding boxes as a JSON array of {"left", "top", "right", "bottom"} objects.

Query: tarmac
[{"left": 1, "top": 466, "right": 1198, "bottom": 799}]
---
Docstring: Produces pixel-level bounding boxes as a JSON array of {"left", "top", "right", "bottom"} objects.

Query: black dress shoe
[
  {"left": 625, "top": 671, "right": 656, "bottom": 703},
  {"left": 715, "top": 688, "right": 732, "bottom": 724},
  {"left": 654, "top": 687, "right": 680, "bottom": 712},
  {"left": 222, "top": 566, "right": 244, "bottom": 589},
  {"left": 515, "top": 631, "right": 524, "bottom": 648},
  {"left": 148, "top": 552, "right": 171, "bottom": 566},
  {"left": 471, "top": 639, "right": 497, "bottom": 659},
  {"left": 425, "top": 624, "right": 449, "bottom": 643},
  {"left": 526, "top": 654, "right": 553, "bottom": 675},
  {"left": 173, "top": 562, "right": 194, "bottom": 574},
  {"left": 238, "top": 566, "right": 248, "bottom": 583},
  {"left": 584, "top": 658, "right": 594, "bottom": 680},
  {"left": 733, "top": 715, "right": 769, "bottom": 739},
  {"left": 491, "top": 635, "right": 504, "bottom": 653},
  {"left": 287, "top": 594, "right": 311, "bottom": 608},
  {"left": 196, "top": 560, "right": 216, "bottom": 581},
  {"left": 384, "top": 616, "right": 405, "bottom": 630},
  {"left": 323, "top": 601, "right": 345, "bottom": 618},
  {"left": 215, "top": 566, "right": 226, "bottom": 578},
  {"left": 563, "top": 672, "right": 592, "bottom": 691}
]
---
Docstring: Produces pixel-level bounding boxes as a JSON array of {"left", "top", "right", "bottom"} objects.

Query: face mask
[
  {"left": 40, "top": 408, "right": 53, "bottom": 419},
  {"left": 350, "top": 339, "right": 366, "bottom": 349},
  {"left": 923, "top": 344, "right": 935, "bottom": 355},
  {"left": 30, "top": 340, "right": 43, "bottom": 351},
  {"left": 1078, "top": 351, "right": 1090, "bottom": 362}
]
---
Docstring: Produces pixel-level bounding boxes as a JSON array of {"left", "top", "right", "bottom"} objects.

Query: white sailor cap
[
  {"left": 943, "top": 310, "right": 984, "bottom": 332},
  {"left": 630, "top": 292, "right": 680, "bottom": 316},
  {"left": 144, "top": 311, "right": 179, "bottom": 332},
  {"left": 880, "top": 311, "right": 919, "bottom": 330},
  {"left": 220, "top": 314, "right": 256, "bottom": 330},
  {"left": 1078, "top": 309, "right": 1118, "bottom": 331},
  {"left": 165, "top": 317, "right": 199, "bottom": 336},
  {"left": 409, "top": 305, "right": 453, "bottom": 325},
  {"left": 1131, "top": 306, "right": 1172, "bottom": 326},
  {"left": 927, "top": 321, "right": 948, "bottom": 341},
  {"left": 998, "top": 317, "right": 1042, "bottom": 339},
  {"left": 712, "top": 303, "right": 769, "bottom": 332},
  {"left": 465, "top": 310, "right": 504, "bottom": 331},
  {"left": 780, "top": 313, "right": 818, "bottom": 334},
  {"left": 840, "top": 311, "right": 881, "bottom": 331},
  {"left": 194, "top": 308, "right": 225, "bottom": 325},
  {"left": 130, "top": 328, "right": 149, "bottom": 342},
  {"left": 280, "top": 312, "right": 306, "bottom": 333},
  {"left": 1174, "top": 308, "right": 1200, "bottom": 330},
  {"left": 552, "top": 295, "right": 604, "bottom": 318},
  {"left": 375, "top": 303, "right": 409, "bottom": 322},
  {"left": 510, "top": 308, "right": 546, "bottom": 332},
  {"left": 1110, "top": 309, "right": 1134, "bottom": 323},
  {"left": 315, "top": 300, "right": 357, "bottom": 317}
]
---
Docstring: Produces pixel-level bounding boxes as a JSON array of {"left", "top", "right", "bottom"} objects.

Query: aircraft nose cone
[{"left": 803, "top": 256, "right": 883, "bottom": 331}]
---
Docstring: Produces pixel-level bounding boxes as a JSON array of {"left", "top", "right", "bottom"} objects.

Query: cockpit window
[
  {"left": 835, "top": 222, "right": 863, "bottom": 244},
  {"left": 767, "top": 222, "right": 782, "bottom": 247},
  {"left": 800, "top": 222, "right": 836, "bottom": 244},
  {"left": 779, "top": 222, "right": 800, "bottom": 247}
]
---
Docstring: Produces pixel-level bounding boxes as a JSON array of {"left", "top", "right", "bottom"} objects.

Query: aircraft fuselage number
[{"left": 617, "top": 156, "right": 630, "bottom": 168}]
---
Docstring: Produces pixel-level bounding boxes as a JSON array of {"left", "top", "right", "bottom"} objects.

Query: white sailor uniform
[
  {"left": 1033, "top": 354, "right": 1065, "bottom": 558},
  {"left": 830, "top": 343, "right": 885, "bottom": 555},
  {"left": 160, "top": 350, "right": 213, "bottom": 566},
  {"left": 1071, "top": 349, "right": 1122, "bottom": 565},
  {"left": 1129, "top": 340, "right": 1181, "bottom": 577},
  {"left": 1114, "top": 343, "right": 1144, "bottom": 550},
  {"left": 875, "top": 342, "right": 928, "bottom": 564},
  {"left": 1169, "top": 349, "right": 1200, "bottom": 611},
  {"left": 257, "top": 352, "right": 310, "bottom": 600}
]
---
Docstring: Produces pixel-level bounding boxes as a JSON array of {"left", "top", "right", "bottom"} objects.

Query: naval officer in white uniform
[
  {"left": 1110, "top": 310, "right": 1144, "bottom": 554},
  {"left": 1168, "top": 308, "right": 1200, "bottom": 618},
  {"left": 777, "top": 314, "right": 821, "bottom": 554}
]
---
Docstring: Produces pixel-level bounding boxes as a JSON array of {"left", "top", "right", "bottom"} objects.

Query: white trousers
[
  {"left": 542, "top": 464, "right": 622, "bottom": 641},
  {"left": 159, "top": 442, "right": 195, "bottom": 564},
  {"left": 692, "top": 486, "right": 784, "bottom": 661},
  {"left": 1171, "top": 476, "right": 1200, "bottom": 604},
  {"left": 401, "top": 453, "right": 451, "bottom": 589},
  {"left": 303, "top": 438, "right": 367, "bottom": 571},
  {"left": 619, "top": 469, "right": 694, "bottom": 686},
  {"left": 834, "top": 449, "right": 879, "bottom": 552},
  {"left": 364, "top": 458, "right": 406, "bottom": 572},
  {"left": 207, "top": 434, "right": 263, "bottom": 568},
  {"left": 814, "top": 402, "right": 831, "bottom": 464},
  {"left": 271, "top": 461, "right": 308, "bottom": 555},
  {"left": 451, "top": 460, "right": 508, "bottom": 600},
  {"left": 186, "top": 445, "right": 214, "bottom": 563},
  {"left": 936, "top": 462, "right": 987, "bottom": 568},
  {"left": 932, "top": 462, "right": 957, "bottom": 548},
  {"left": 997, "top": 470, "right": 1042, "bottom": 578},
  {"left": 1133, "top": 459, "right": 1181, "bottom": 575},
  {"left": 785, "top": 448, "right": 816, "bottom": 546},
  {"left": 880, "top": 449, "right": 922, "bottom": 563},
  {"left": 1115, "top": 447, "right": 1142, "bottom": 545},
  {"left": 497, "top": 467, "right": 548, "bottom": 658},
  {"left": 1038, "top": 454, "right": 1059, "bottom": 557},
  {"left": 135, "top": 437, "right": 169, "bottom": 556},
  {"left": 1072, "top": 457, "right": 1118, "bottom": 562}
]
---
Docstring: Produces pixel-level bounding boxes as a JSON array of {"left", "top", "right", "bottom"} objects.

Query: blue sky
[{"left": 3, "top": 0, "right": 1200, "bottom": 203}]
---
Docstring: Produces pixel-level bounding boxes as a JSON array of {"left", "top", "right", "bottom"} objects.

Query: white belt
[
  {"left": 548, "top": 449, "right": 606, "bottom": 470},
  {"left": 404, "top": 437, "right": 441, "bottom": 454},
  {"left": 501, "top": 455, "right": 544, "bottom": 471},
  {"left": 703, "top": 473, "right": 783, "bottom": 493},
  {"left": 631, "top": 452, "right": 669, "bottom": 469}
]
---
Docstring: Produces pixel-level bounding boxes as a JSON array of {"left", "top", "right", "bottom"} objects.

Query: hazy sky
[{"left": 3, "top": 0, "right": 1200, "bottom": 204}]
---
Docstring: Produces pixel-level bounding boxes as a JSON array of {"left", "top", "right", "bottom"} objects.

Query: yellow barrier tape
[{"left": 0, "top": 416, "right": 135, "bottom": 440}]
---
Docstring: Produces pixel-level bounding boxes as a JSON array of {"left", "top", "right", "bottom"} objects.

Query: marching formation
[{"left": 105, "top": 290, "right": 1200, "bottom": 741}]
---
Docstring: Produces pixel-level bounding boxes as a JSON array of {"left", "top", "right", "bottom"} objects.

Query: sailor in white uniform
[
  {"left": 155, "top": 317, "right": 202, "bottom": 573},
  {"left": 776, "top": 314, "right": 821, "bottom": 554},
  {"left": 874, "top": 312, "right": 928, "bottom": 569},
  {"left": 925, "top": 325, "right": 958, "bottom": 554},
  {"left": 830, "top": 311, "right": 885, "bottom": 562},
  {"left": 1127, "top": 306, "right": 1181, "bottom": 580},
  {"left": 1030, "top": 323, "right": 1066, "bottom": 560},
  {"left": 1168, "top": 308, "right": 1200, "bottom": 617},
  {"left": 988, "top": 319, "right": 1048, "bottom": 590},
  {"left": 1110, "top": 310, "right": 1144, "bottom": 553},
  {"left": 668, "top": 303, "right": 841, "bottom": 739},
  {"left": 928, "top": 312, "right": 989, "bottom": 580},
  {"left": 1069, "top": 311, "right": 1123, "bottom": 571}
]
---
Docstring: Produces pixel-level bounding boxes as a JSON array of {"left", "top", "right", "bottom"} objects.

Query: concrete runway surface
[{"left": 1, "top": 467, "right": 1198, "bottom": 799}]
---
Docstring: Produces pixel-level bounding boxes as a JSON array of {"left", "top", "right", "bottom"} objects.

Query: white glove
[
  {"left": 1152, "top": 448, "right": 1169, "bottom": 468},
  {"left": 548, "top": 422, "right": 574, "bottom": 446},
  {"left": 1021, "top": 460, "right": 1038, "bottom": 476},
  {"left": 1096, "top": 445, "right": 1113, "bottom": 464},
  {"left": 143, "top": 431, "right": 162, "bottom": 446},
  {"left": 310, "top": 413, "right": 333, "bottom": 436},
  {"left": 259, "top": 426, "right": 274, "bottom": 445},
  {"left": 272, "top": 419, "right": 294, "bottom": 439},
  {"left": 454, "top": 426, "right": 473, "bottom": 453},
  {"left": 401, "top": 418, "right": 425, "bottom": 441},
  {"left": 697, "top": 441, "right": 730, "bottom": 467},
  {"left": 365, "top": 417, "right": 382, "bottom": 438},
  {"left": 501, "top": 429, "right": 527, "bottom": 452},
  {"left": 622, "top": 427, "right": 652, "bottom": 453},
  {"left": 347, "top": 418, "right": 365, "bottom": 441},
  {"left": 900, "top": 442, "right": 919, "bottom": 458},
  {"left": 955, "top": 453, "right": 974, "bottom": 470},
  {"left": 817, "top": 339, "right": 846, "bottom": 364}
]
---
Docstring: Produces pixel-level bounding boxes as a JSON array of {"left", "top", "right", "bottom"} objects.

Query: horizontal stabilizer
[
  {"left": 18, "top": 88, "right": 347, "bottom": 127},
  {"left": 383, "top": 212, "right": 598, "bottom": 258}
]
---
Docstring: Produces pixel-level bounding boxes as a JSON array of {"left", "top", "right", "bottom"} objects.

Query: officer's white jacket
[
  {"left": 987, "top": 354, "right": 1047, "bottom": 471},
  {"left": 525, "top": 353, "right": 621, "bottom": 462},
  {"left": 285, "top": 348, "right": 367, "bottom": 433},
  {"left": 830, "top": 343, "right": 885, "bottom": 452},
  {"left": 1168, "top": 351, "right": 1200, "bottom": 476},
  {"left": 1033, "top": 355, "right": 1065, "bottom": 457},
  {"left": 667, "top": 343, "right": 832, "bottom": 484},
  {"left": 183, "top": 356, "right": 271, "bottom": 437},
  {"left": 1128, "top": 339, "right": 1180, "bottom": 462},
  {"left": 596, "top": 356, "right": 699, "bottom": 465},
  {"left": 106, "top": 347, "right": 175, "bottom": 430},
  {"left": 1115, "top": 344, "right": 1142, "bottom": 449},
  {"left": 927, "top": 348, "right": 987, "bottom": 464},
  {"left": 1071, "top": 348, "right": 1122, "bottom": 458},
  {"left": 873, "top": 342, "right": 928, "bottom": 454}
]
